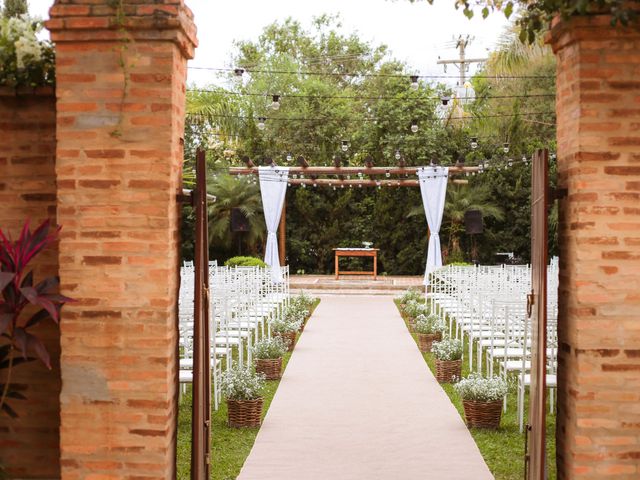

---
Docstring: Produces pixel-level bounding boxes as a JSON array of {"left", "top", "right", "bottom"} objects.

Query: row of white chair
[
  {"left": 427, "top": 262, "right": 558, "bottom": 432},
  {"left": 178, "top": 263, "right": 290, "bottom": 409}
]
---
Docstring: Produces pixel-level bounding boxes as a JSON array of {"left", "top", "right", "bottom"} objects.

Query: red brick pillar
[
  {"left": 549, "top": 16, "right": 640, "bottom": 479},
  {"left": 0, "top": 89, "right": 60, "bottom": 478},
  {"left": 46, "top": 2, "right": 196, "bottom": 478}
]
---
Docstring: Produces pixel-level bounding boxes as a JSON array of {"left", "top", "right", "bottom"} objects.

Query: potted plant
[
  {"left": 414, "top": 314, "right": 445, "bottom": 353},
  {"left": 270, "top": 316, "right": 301, "bottom": 351},
  {"left": 398, "top": 288, "right": 423, "bottom": 310},
  {"left": 431, "top": 337, "right": 463, "bottom": 383},
  {"left": 284, "top": 303, "right": 309, "bottom": 332},
  {"left": 252, "top": 337, "right": 287, "bottom": 380},
  {"left": 454, "top": 373, "right": 508, "bottom": 429},
  {"left": 220, "top": 366, "right": 265, "bottom": 428},
  {"left": 403, "top": 300, "right": 428, "bottom": 330}
]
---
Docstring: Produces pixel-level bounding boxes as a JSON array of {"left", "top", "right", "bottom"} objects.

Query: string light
[
  {"left": 271, "top": 94, "right": 281, "bottom": 110},
  {"left": 286, "top": 152, "right": 293, "bottom": 162},
  {"left": 411, "top": 119, "right": 419, "bottom": 133},
  {"left": 503, "top": 142, "right": 510, "bottom": 154},
  {"left": 385, "top": 169, "right": 391, "bottom": 178},
  {"left": 395, "top": 150, "right": 401, "bottom": 161},
  {"left": 341, "top": 140, "right": 349, "bottom": 152},
  {"left": 470, "top": 137, "right": 478, "bottom": 149},
  {"left": 410, "top": 75, "right": 419, "bottom": 90},
  {"left": 257, "top": 117, "right": 266, "bottom": 130}
]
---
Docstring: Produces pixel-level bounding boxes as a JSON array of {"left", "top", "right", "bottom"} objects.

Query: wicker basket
[
  {"left": 275, "top": 331, "right": 297, "bottom": 351},
  {"left": 435, "top": 358, "right": 462, "bottom": 383},
  {"left": 255, "top": 357, "right": 282, "bottom": 380},
  {"left": 227, "top": 397, "right": 264, "bottom": 428},
  {"left": 417, "top": 333, "right": 440, "bottom": 353},
  {"left": 462, "top": 400, "right": 503, "bottom": 429}
]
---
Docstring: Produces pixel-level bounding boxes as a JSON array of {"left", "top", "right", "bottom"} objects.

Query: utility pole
[{"left": 437, "top": 35, "right": 487, "bottom": 86}]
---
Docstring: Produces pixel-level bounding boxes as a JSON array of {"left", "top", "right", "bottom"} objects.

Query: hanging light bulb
[
  {"left": 358, "top": 183, "right": 362, "bottom": 188},
  {"left": 507, "top": 159, "right": 513, "bottom": 167},
  {"left": 346, "top": 174, "right": 351, "bottom": 180},
  {"left": 300, "top": 174, "right": 304, "bottom": 179},
  {"left": 522, "top": 155, "right": 528, "bottom": 163},
  {"left": 503, "top": 142, "right": 510, "bottom": 154},
  {"left": 257, "top": 117, "right": 266, "bottom": 130},
  {"left": 286, "top": 152, "right": 292, "bottom": 162},
  {"left": 271, "top": 94, "right": 280, "bottom": 110},
  {"left": 470, "top": 137, "right": 478, "bottom": 149},
  {"left": 410, "top": 75, "right": 419, "bottom": 90},
  {"left": 301, "top": 183, "right": 306, "bottom": 188},
  {"left": 313, "top": 183, "right": 317, "bottom": 188},
  {"left": 395, "top": 150, "right": 401, "bottom": 161},
  {"left": 441, "top": 95, "right": 451, "bottom": 106},
  {"left": 385, "top": 169, "right": 391, "bottom": 178},
  {"left": 358, "top": 172, "right": 363, "bottom": 179},
  {"left": 411, "top": 119, "right": 419, "bottom": 133},
  {"left": 341, "top": 140, "right": 349, "bottom": 152},
  {"left": 333, "top": 186, "right": 336, "bottom": 191},
  {"left": 341, "top": 184, "right": 344, "bottom": 189}
]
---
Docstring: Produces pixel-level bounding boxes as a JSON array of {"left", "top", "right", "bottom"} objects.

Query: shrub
[
  {"left": 399, "top": 288, "right": 423, "bottom": 304},
  {"left": 432, "top": 337, "right": 463, "bottom": 361},
  {"left": 252, "top": 337, "right": 287, "bottom": 360},
  {"left": 454, "top": 373, "right": 508, "bottom": 403},
  {"left": 403, "top": 299, "right": 428, "bottom": 319},
  {"left": 220, "top": 366, "right": 265, "bottom": 401},
  {"left": 414, "top": 313, "right": 445, "bottom": 335},
  {"left": 0, "top": 220, "right": 71, "bottom": 418},
  {"left": 269, "top": 316, "right": 301, "bottom": 334},
  {"left": 290, "top": 291, "right": 314, "bottom": 310},
  {"left": 224, "top": 256, "right": 267, "bottom": 268},
  {"left": 0, "top": 14, "right": 55, "bottom": 88}
]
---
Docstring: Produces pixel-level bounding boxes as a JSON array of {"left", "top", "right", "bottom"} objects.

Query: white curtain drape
[
  {"left": 259, "top": 166, "right": 289, "bottom": 283},
  {"left": 417, "top": 166, "right": 449, "bottom": 285}
]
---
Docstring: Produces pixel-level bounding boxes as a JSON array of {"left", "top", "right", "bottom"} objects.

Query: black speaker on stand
[
  {"left": 464, "top": 210, "right": 483, "bottom": 263},
  {"left": 231, "top": 208, "right": 250, "bottom": 255}
]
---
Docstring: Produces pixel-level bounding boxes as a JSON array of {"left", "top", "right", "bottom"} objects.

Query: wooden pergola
[{"left": 228, "top": 161, "right": 479, "bottom": 265}]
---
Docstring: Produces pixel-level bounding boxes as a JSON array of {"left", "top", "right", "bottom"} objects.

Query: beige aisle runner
[{"left": 237, "top": 295, "right": 493, "bottom": 480}]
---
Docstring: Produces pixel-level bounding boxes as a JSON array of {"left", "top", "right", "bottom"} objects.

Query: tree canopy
[{"left": 183, "top": 16, "right": 557, "bottom": 272}]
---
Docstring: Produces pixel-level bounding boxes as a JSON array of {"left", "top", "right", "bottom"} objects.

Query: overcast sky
[{"left": 29, "top": 0, "right": 511, "bottom": 87}]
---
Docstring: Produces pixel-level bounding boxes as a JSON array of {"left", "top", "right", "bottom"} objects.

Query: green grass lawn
[
  {"left": 394, "top": 299, "right": 556, "bottom": 480},
  {"left": 177, "top": 299, "right": 320, "bottom": 480}
]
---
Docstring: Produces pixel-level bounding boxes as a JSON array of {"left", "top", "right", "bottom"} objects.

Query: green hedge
[{"left": 224, "top": 256, "right": 267, "bottom": 268}]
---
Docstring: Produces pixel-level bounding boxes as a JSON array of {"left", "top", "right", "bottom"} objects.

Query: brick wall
[
  {"left": 549, "top": 15, "right": 640, "bottom": 479},
  {"left": 0, "top": 89, "right": 61, "bottom": 478},
  {"left": 46, "top": 1, "right": 196, "bottom": 478}
]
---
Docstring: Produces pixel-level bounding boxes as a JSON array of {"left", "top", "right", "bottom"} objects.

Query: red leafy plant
[{"left": 0, "top": 220, "right": 72, "bottom": 418}]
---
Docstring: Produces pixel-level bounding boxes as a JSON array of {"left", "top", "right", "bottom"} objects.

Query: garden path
[{"left": 238, "top": 295, "right": 493, "bottom": 480}]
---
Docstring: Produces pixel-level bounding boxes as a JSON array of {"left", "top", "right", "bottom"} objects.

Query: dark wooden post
[
  {"left": 278, "top": 200, "right": 286, "bottom": 266},
  {"left": 191, "top": 149, "right": 211, "bottom": 479}
]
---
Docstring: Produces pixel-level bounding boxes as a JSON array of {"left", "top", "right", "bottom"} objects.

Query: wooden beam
[
  {"left": 287, "top": 178, "right": 469, "bottom": 187},
  {"left": 228, "top": 165, "right": 477, "bottom": 176}
]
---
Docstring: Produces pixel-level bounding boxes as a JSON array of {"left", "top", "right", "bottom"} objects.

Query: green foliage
[
  {"left": 224, "top": 256, "right": 267, "bottom": 268},
  {"left": 220, "top": 366, "right": 265, "bottom": 401},
  {"left": 0, "top": 14, "right": 55, "bottom": 87},
  {"left": 182, "top": 16, "right": 558, "bottom": 271},
  {"left": 252, "top": 337, "right": 287, "bottom": 360},
  {"left": 437, "top": 0, "right": 639, "bottom": 43},
  {"left": 2, "top": 0, "right": 27, "bottom": 18},
  {"left": 454, "top": 373, "right": 509, "bottom": 402},
  {"left": 414, "top": 313, "right": 445, "bottom": 335},
  {"left": 432, "top": 337, "right": 463, "bottom": 361}
]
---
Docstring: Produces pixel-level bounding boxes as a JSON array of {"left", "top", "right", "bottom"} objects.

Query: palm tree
[
  {"left": 207, "top": 174, "right": 265, "bottom": 255},
  {"left": 408, "top": 184, "right": 504, "bottom": 262}
]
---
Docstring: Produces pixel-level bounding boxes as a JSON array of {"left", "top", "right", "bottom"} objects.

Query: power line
[
  {"left": 187, "top": 65, "right": 553, "bottom": 80},
  {"left": 187, "top": 88, "right": 555, "bottom": 102},
  {"left": 186, "top": 111, "right": 556, "bottom": 123}
]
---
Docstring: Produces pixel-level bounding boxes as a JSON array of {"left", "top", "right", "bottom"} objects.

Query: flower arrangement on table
[
  {"left": 414, "top": 313, "right": 446, "bottom": 352},
  {"left": 220, "top": 366, "right": 266, "bottom": 428},
  {"left": 431, "top": 337, "right": 463, "bottom": 383},
  {"left": 252, "top": 337, "right": 287, "bottom": 380},
  {"left": 454, "top": 373, "right": 509, "bottom": 429},
  {"left": 0, "top": 14, "right": 55, "bottom": 88}
]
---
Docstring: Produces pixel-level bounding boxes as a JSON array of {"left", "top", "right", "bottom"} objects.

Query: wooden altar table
[{"left": 333, "top": 248, "right": 379, "bottom": 280}]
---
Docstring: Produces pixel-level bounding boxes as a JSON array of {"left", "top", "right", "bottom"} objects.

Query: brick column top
[
  {"left": 46, "top": 1, "right": 198, "bottom": 59},
  {"left": 547, "top": 13, "right": 640, "bottom": 53}
]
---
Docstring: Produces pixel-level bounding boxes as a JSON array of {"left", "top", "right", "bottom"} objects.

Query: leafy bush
[
  {"left": 403, "top": 299, "right": 428, "bottom": 319},
  {"left": 0, "top": 14, "right": 55, "bottom": 88},
  {"left": 290, "top": 291, "right": 315, "bottom": 310},
  {"left": 269, "top": 316, "right": 301, "bottom": 334},
  {"left": 414, "top": 313, "right": 445, "bottom": 335},
  {"left": 0, "top": 220, "right": 71, "bottom": 418},
  {"left": 252, "top": 337, "right": 287, "bottom": 360},
  {"left": 454, "top": 373, "right": 508, "bottom": 402},
  {"left": 224, "top": 256, "right": 267, "bottom": 268},
  {"left": 220, "top": 366, "right": 265, "bottom": 401},
  {"left": 399, "top": 288, "right": 423, "bottom": 304},
  {"left": 432, "top": 337, "right": 463, "bottom": 361}
]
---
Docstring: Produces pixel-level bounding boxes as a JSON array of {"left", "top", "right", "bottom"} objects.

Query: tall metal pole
[{"left": 191, "top": 148, "right": 211, "bottom": 479}]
